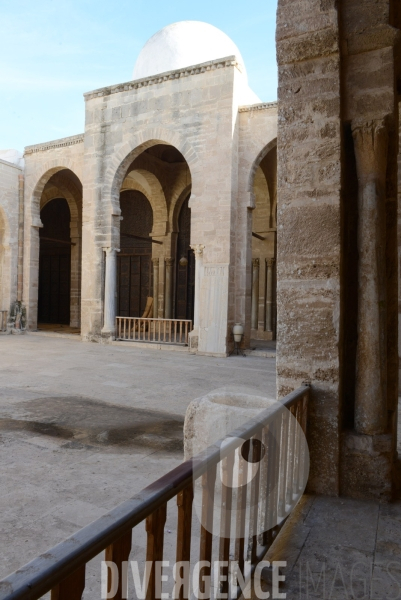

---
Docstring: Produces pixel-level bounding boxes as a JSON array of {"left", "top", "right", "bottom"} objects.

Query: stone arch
[
  {"left": 171, "top": 185, "right": 192, "bottom": 234},
  {"left": 27, "top": 161, "right": 82, "bottom": 228},
  {"left": 26, "top": 165, "right": 83, "bottom": 329},
  {"left": 247, "top": 138, "right": 277, "bottom": 193},
  {"left": 103, "top": 129, "right": 197, "bottom": 245},
  {"left": 121, "top": 169, "right": 168, "bottom": 237}
]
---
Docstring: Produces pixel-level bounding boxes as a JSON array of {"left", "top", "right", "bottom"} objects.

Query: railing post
[
  {"left": 105, "top": 530, "right": 132, "bottom": 600},
  {"left": 219, "top": 452, "right": 235, "bottom": 596},
  {"left": 176, "top": 486, "right": 194, "bottom": 600},
  {"left": 235, "top": 443, "right": 249, "bottom": 575},
  {"left": 51, "top": 565, "right": 85, "bottom": 600},
  {"left": 146, "top": 503, "right": 167, "bottom": 600},
  {"left": 199, "top": 465, "right": 216, "bottom": 599}
]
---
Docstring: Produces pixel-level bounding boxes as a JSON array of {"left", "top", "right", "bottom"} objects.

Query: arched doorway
[
  {"left": 118, "top": 190, "right": 153, "bottom": 317},
  {"left": 34, "top": 168, "right": 82, "bottom": 331},
  {"left": 175, "top": 196, "right": 195, "bottom": 320},
  {"left": 38, "top": 198, "right": 71, "bottom": 324},
  {"left": 250, "top": 144, "right": 277, "bottom": 341}
]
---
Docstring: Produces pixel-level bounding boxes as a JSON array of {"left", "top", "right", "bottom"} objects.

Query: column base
[
  {"left": 340, "top": 430, "right": 394, "bottom": 501},
  {"left": 100, "top": 328, "right": 115, "bottom": 342},
  {"left": 188, "top": 327, "right": 199, "bottom": 354}
]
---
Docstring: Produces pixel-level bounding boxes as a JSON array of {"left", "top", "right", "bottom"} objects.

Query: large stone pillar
[
  {"left": 152, "top": 257, "right": 159, "bottom": 318},
  {"left": 265, "top": 257, "right": 275, "bottom": 333},
  {"left": 165, "top": 257, "right": 174, "bottom": 319},
  {"left": 352, "top": 120, "right": 389, "bottom": 435},
  {"left": 188, "top": 245, "right": 204, "bottom": 353},
  {"left": 192, "top": 245, "right": 204, "bottom": 328},
  {"left": 102, "top": 247, "right": 118, "bottom": 337},
  {"left": 251, "top": 258, "right": 259, "bottom": 330}
]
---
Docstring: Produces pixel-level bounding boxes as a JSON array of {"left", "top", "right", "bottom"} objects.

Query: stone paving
[
  {"left": 0, "top": 334, "right": 276, "bottom": 584},
  {"left": 265, "top": 494, "right": 401, "bottom": 599},
  {"left": 1, "top": 335, "right": 401, "bottom": 600}
]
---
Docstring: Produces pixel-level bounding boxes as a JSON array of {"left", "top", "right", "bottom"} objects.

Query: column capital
[
  {"left": 252, "top": 258, "right": 260, "bottom": 268},
  {"left": 351, "top": 118, "right": 388, "bottom": 187},
  {"left": 191, "top": 244, "right": 205, "bottom": 258},
  {"left": 151, "top": 257, "right": 159, "bottom": 265},
  {"left": 165, "top": 257, "right": 175, "bottom": 266},
  {"left": 266, "top": 257, "right": 275, "bottom": 267},
  {"left": 103, "top": 247, "right": 120, "bottom": 255}
]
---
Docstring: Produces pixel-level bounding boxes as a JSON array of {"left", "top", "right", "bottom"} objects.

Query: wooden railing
[
  {"left": 0, "top": 386, "right": 309, "bottom": 600},
  {"left": 116, "top": 317, "right": 192, "bottom": 345},
  {"left": 0, "top": 311, "right": 7, "bottom": 332}
]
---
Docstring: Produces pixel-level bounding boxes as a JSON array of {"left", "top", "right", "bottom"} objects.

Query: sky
[{"left": 0, "top": 0, "right": 278, "bottom": 152}]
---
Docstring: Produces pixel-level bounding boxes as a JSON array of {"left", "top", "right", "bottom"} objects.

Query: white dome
[{"left": 133, "top": 21, "right": 247, "bottom": 80}]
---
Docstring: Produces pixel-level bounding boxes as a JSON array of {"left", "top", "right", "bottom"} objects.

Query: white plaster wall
[
  {"left": 0, "top": 159, "right": 21, "bottom": 313},
  {"left": 23, "top": 137, "right": 84, "bottom": 329}
]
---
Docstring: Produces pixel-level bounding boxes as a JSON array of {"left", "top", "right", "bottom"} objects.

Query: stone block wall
[{"left": 0, "top": 159, "right": 21, "bottom": 315}]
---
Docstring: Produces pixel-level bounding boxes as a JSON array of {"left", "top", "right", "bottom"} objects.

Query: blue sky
[{"left": 0, "top": 0, "right": 278, "bottom": 151}]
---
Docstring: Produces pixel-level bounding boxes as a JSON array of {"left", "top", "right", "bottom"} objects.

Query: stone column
[
  {"left": 165, "top": 257, "right": 174, "bottom": 319},
  {"left": 251, "top": 258, "right": 260, "bottom": 330},
  {"left": 102, "top": 247, "right": 119, "bottom": 337},
  {"left": 265, "top": 257, "right": 275, "bottom": 332},
  {"left": 191, "top": 244, "right": 205, "bottom": 328},
  {"left": 152, "top": 257, "right": 159, "bottom": 318},
  {"left": 352, "top": 119, "right": 389, "bottom": 436}
]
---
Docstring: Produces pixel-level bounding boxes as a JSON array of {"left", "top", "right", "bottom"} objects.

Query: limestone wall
[
  {"left": 276, "top": 0, "right": 342, "bottom": 496},
  {"left": 0, "top": 159, "right": 21, "bottom": 314},
  {"left": 23, "top": 136, "right": 84, "bottom": 329},
  {"left": 81, "top": 57, "right": 245, "bottom": 355},
  {"left": 236, "top": 104, "right": 277, "bottom": 346}
]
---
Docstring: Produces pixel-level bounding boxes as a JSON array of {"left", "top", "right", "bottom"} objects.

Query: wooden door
[
  {"left": 118, "top": 254, "right": 152, "bottom": 317},
  {"left": 38, "top": 252, "right": 70, "bottom": 324}
]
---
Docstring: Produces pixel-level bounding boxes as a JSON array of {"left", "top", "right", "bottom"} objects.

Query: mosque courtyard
[
  {"left": 0, "top": 334, "right": 276, "bottom": 580},
  {"left": 1, "top": 335, "right": 401, "bottom": 598}
]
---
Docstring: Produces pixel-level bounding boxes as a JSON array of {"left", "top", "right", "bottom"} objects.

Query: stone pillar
[
  {"left": 251, "top": 258, "right": 259, "bottom": 330},
  {"left": 165, "top": 257, "right": 174, "bottom": 319},
  {"left": 192, "top": 245, "right": 205, "bottom": 328},
  {"left": 102, "top": 247, "right": 118, "bottom": 337},
  {"left": 265, "top": 258, "right": 275, "bottom": 333},
  {"left": 152, "top": 257, "right": 159, "bottom": 318},
  {"left": 352, "top": 119, "right": 389, "bottom": 436}
]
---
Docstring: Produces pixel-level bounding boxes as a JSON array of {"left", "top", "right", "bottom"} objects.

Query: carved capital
[
  {"left": 103, "top": 247, "right": 120, "bottom": 255},
  {"left": 266, "top": 257, "right": 275, "bottom": 267},
  {"left": 165, "top": 257, "right": 175, "bottom": 267},
  {"left": 351, "top": 118, "right": 389, "bottom": 188},
  {"left": 191, "top": 244, "right": 205, "bottom": 258},
  {"left": 151, "top": 257, "right": 159, "bottom": 266},
  {"left": 252, "top": 258, "right": 260, "bottom": 268}
]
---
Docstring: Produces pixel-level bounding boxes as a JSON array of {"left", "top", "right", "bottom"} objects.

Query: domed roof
[{"left": 133, "top": 21, "right": 247, "bottom": 80}]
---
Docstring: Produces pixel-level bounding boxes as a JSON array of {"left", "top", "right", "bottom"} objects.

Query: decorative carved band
[
  {"left": 239, "top": 102, "right": 278, "bottom": 113},
  {"left": 24, "top": 134, "right": 84, "bottom": 155},
  {"left": 84, "top": 56, "right": 243, "bottom": 101}
]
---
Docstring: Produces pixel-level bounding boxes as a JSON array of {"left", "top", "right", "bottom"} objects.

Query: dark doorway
[
  {"left": 38, "top": 198, "right": 71, "bottom": 324},
  {"left": 118, "top": 190, "right": 153, "bottom": 317},
  {"left": 175, "top": 196, "right": 195, "bottom": 320}
]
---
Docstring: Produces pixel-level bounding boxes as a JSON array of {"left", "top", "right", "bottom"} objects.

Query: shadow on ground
[{"left": 0, "top": 396, "right": 184, "bottom": 452}]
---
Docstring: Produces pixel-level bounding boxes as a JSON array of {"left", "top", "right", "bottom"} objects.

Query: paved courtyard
[{"left": 0, "top": 334, "right": 276, "bottom": 583}]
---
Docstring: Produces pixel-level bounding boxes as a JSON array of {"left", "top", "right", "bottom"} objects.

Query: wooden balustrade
[
  {"left": 0, "top": 311, "right": 7, "bottom": 332},
  {"left": 0, "top": 386, "right": 309, "bottom": 600},
  {"left": 116, "top": 317, "right": 192, "bottom": 345}
]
